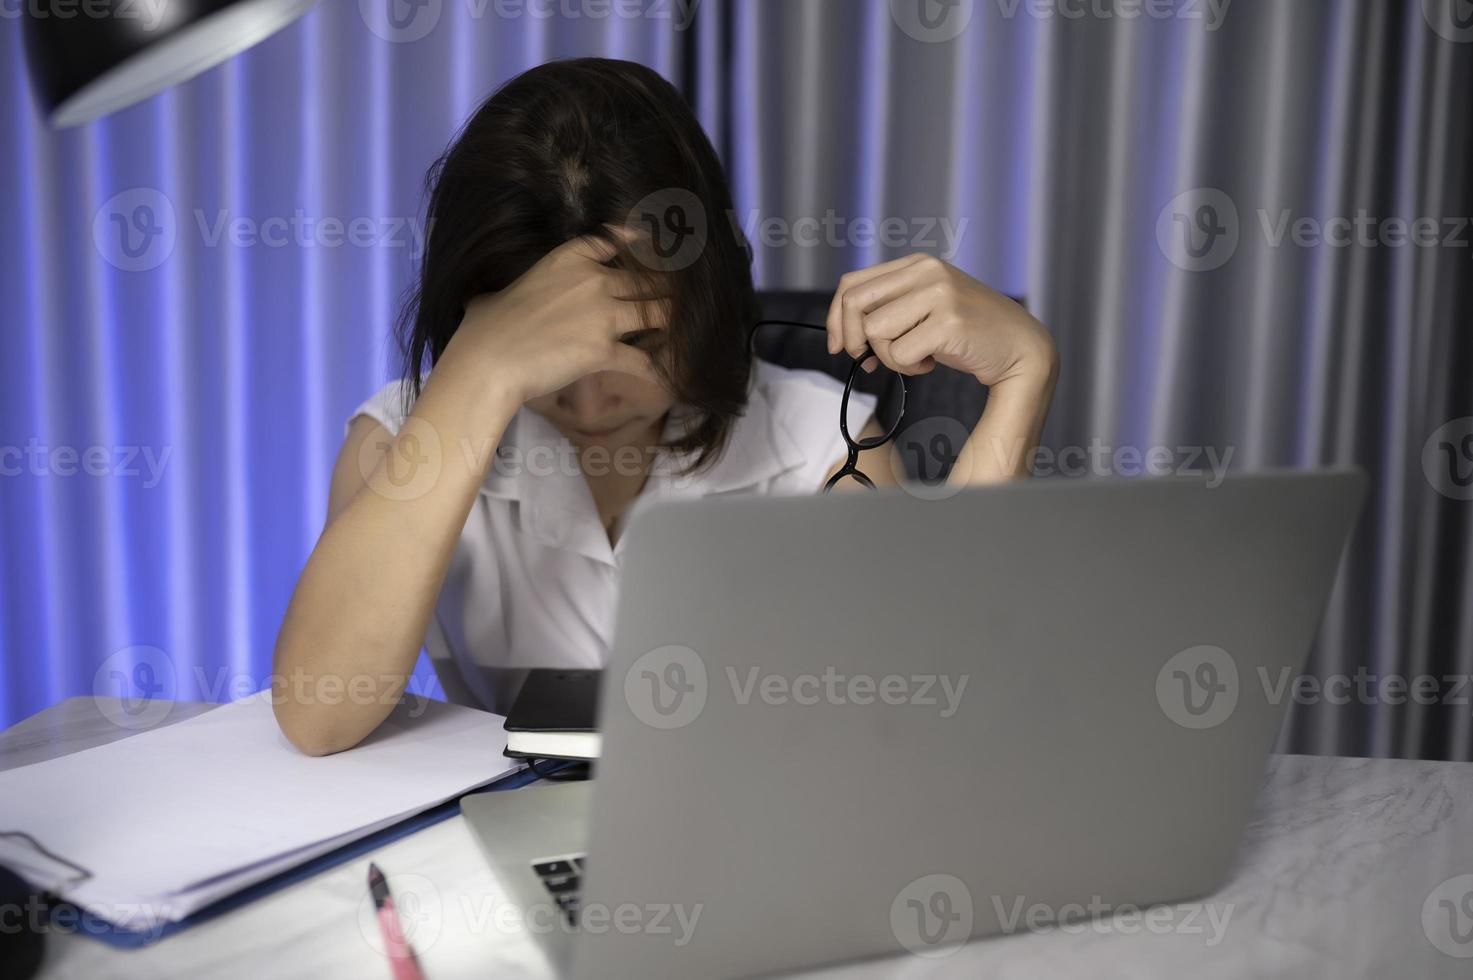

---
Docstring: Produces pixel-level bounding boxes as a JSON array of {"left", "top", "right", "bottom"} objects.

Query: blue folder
[{"left": 55, "top": 762, "right": 566, "bottom": 949}]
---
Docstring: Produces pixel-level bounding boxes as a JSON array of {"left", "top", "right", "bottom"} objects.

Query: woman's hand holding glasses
[
  {"left": 825, "top": 253, "right": 1057, "bottom": 391},
  {"left": 814, "top": 254, "right": 1059, "bottom": 491}
]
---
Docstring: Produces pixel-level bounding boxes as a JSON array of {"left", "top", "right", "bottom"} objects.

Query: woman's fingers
[
  {"left": 858, "top": 285, "right": 939, "bottom": 370},
  {"left": 606, "top": 290, "right": 671, "bottom": 343},
  {"left": 828, "top": 255, "right": 934, "bottom": 360},
  {"left": 603, "top": 338, "right": 665, "bottom": 386},
  {"left": 825, "top": 254, "right": 928, "bottom": 356},
  {"left": 840, "top": 273, "right": 905, "bottom": 361},
  {"left": 563, "top": 233, "right": 622, "bottom": 265},
  {"left": 861, "top": 282, "right": 940, "bottom": 341},
  {"left": 887, "top": 314, "right": 949, "bottom": 374}
]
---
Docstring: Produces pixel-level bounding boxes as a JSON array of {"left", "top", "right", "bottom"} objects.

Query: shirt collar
[
  {"left": 646, "top": 382, "right": 807, "bottom": 495},
  {"left": 478, "top": 374, "right": 808, "bottom": 564}
]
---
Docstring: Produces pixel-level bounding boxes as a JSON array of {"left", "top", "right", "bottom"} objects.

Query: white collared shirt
[{"left": 350, "top": 360, "right": 877, "bottom": 714}]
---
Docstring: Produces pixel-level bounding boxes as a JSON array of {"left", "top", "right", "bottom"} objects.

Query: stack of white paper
[{"left": 0, "top": 690, "right": 518, "bottom": 933}]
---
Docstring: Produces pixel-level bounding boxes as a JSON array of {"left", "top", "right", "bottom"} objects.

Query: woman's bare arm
[
  {"left": 826, "top": 350, "right": 1057, "bottom": 493},
  {"left": 271, "top": 235, "right": 664, "bottom": 755},
  {"left": 822, "top": 254, "right": 1059, "bottom": 492},
  {"left": 271, "top": 370, "right": 519, "bottom": 756}
]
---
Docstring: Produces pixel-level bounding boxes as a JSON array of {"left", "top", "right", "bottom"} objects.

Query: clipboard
[{"left": 47, "top": 762, "right": 560, "bottom": 949}]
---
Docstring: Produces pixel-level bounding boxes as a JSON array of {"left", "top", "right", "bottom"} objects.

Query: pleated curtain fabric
[
  {"left": 688, "top": 0, "right": 1472, "bottom": 760},
  {"left": 2, "top": 0, "right": 1468, "bottom": 759}
]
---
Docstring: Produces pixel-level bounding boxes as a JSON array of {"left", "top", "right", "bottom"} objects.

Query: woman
[{"left": 271, "top": 58, "right": 1058, "bottom": 754}]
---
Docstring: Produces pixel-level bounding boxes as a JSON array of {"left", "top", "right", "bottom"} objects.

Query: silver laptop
[{"left": 462, "top": 469, "right": 1365, "bottom": 979}]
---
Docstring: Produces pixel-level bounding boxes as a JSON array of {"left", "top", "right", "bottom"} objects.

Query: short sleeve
[
  {"left": 755, "top": 361, "right": 879, "bottom": 493},
  {"left": 347, "top": 379, "right": 415, "bottom": 438}
]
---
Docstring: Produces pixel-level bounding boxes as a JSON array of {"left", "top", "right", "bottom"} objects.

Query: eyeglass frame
[{"left": 749, "top": 319, "right": 908, "bottom": 492}]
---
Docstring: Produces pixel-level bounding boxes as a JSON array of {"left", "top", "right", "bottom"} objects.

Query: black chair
[{"left": 754, "top": 290, "right": 1021, "bottom": 481}]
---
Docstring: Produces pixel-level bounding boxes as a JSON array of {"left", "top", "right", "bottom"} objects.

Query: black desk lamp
[{"left": 23, "top": 0, "right": 320, "bottom": 127}]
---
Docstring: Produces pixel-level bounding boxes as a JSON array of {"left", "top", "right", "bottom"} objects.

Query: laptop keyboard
[{"left": 532, "top": 854, "right": 587, "bottom": 924}]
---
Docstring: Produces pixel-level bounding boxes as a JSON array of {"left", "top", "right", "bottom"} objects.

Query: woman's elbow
[
  {"left": 271, "top": 692, "right": 357, "bottom": 756},
  {"left": 270, "top": 645, "right": 372, "bottom": 756},
  {"left": 270, "top": 616, "right": 407, "bottom": 755}
]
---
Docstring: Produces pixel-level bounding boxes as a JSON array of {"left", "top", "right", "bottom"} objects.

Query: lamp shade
[{"left": 23, "top": 0, "right": 320, "bottom": 128}]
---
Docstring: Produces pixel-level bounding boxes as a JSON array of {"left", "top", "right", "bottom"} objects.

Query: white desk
[{"left": 3, "top": 697, "right": 1471, "bottom": 979}]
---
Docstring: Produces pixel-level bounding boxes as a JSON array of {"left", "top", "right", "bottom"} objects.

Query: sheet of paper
[{"left": 0, "top": 691, "right": 517, "bottom": 924}]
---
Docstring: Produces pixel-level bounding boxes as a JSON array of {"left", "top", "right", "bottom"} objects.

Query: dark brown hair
[{"left": 397, "top": 57, "right": 757, "bottom": 469}]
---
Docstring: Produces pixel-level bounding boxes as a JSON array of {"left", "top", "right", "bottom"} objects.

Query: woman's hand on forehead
[{"left": 435, "top": 231, "right": 669, "bottom": 410}]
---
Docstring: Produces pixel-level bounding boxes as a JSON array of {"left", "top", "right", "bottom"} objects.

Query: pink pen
[{"left": 368, "top": 862, "right": 428, "bottom": 980}]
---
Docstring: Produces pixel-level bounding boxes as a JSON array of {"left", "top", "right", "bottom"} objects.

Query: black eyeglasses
[{"left": 750, "top": 320, "right": 908, "bottom": 492}]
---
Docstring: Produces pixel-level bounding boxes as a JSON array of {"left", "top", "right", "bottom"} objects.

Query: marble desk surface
[{"left": 2, "top": 697, "right": 1470, "bottom": 979}]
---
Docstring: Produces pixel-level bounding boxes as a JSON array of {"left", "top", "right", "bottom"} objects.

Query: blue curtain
[
  {"left": 0, "top": 1, "right": 689, "bottom": 722},
  {"left": 3, "top": 1, "right": 1470, "bottom": 760}
]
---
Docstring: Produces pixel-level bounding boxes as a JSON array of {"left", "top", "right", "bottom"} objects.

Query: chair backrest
[{"left": 754, "top": 289, "right": 1020, "bottom": 480}]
